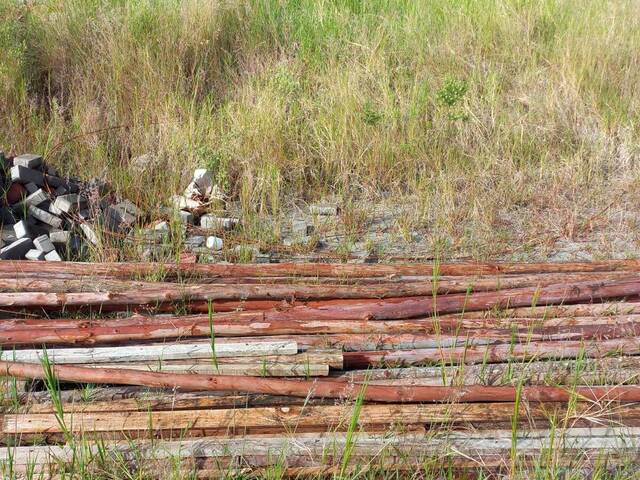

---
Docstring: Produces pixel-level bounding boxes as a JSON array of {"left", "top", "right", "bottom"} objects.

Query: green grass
[{"left": 1, "top": 0, "right": 639, "bottom": 259}]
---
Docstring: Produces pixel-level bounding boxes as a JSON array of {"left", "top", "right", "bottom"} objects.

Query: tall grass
[{"left": 1, "top": 0, "right": 639, "bottom": 251}]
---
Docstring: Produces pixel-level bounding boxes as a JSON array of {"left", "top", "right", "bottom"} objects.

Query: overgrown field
[{"left": 2, "top": 0, "right": 640, "bottom": 257}]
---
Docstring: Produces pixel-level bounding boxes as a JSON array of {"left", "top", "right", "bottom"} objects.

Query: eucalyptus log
[
  {"left": 4, "top": 402, "right": 635, "bottom": 435},
  {"left": 0, "top": 340, "right": 297, "bottom": 364},
  {"left": 1, "top": 428, "right": 639, "bottom": 468},
  {"left": 81, "top": 362, "right": 330, "bottom": 377},
  {"left": 2, "top": 317, "right": 638, "bottom": 346},
  {"left": 14, "top": 388, "right": 322, "bottom": 413},
  {"left": 342, "top": 337, "right": 640, "bottom": 368},
  {"left": 1, "top": 271, "right": 634, "bottom": 294},
  {"left": 4, "top": 361, "right": 640, "bottom": 402},
  {"left": 4, "top": 276, "right": 631, "bottom": 315},
  {"left": 3, "top": 259, "right": 640, "bottom": 278},
  {"left": 338, "top": 357, "right": 640, "bottom": 386}
]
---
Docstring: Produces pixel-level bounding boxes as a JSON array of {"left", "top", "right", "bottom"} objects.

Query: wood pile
[{"left": 2, "top": 259, "right": 640, "bottom": 476}]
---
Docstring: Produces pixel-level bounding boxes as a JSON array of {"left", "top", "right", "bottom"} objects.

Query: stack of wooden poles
[{"left": 3, "top": 260, "right": 640, "bottom": 476}]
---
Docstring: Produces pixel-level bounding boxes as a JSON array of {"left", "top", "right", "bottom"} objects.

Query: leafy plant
[{"left": 437, "top": 78, "right": 468, "bottom": 107}]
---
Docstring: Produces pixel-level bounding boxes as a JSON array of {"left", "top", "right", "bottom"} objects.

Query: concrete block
[
  {"left": 24, "top": 182, "right": 39, "bottom": 194},
  {"left": 48, "top": 202, "right": 64, "bottom": 216},
  {"left": 49, "top": 230, "right": 71, "bottom": 244},
  {"left": 135, "top": 229, "right": 165, "bottom": 244},
  {"left": 200, "top": 215, "right": 238, "bottom": 231},
  {"left": 28, "top": 205, "right": 63, "bottom": 228},
  {"left": 172, "top": 195, "right": 202, "bottom": 211},
  {"left": 43, "top": 174, "right": 65, "bottom": 188},
  {"left": 310, "top": 204, "right": 339, "bottom": 216},
  {"left": 46, "top": 165, "right": 59, "bottom": 177},
  {"left": 10, "top": 166, "right": 44, "bottom": 186},
  {"left": 80, "top": 223, "right": 99, "bottom": 245},
  {"left": 292, "top": 220, "right": 314, "bottom": 237},
  {"left": 21, "top": 189, "right": 48, "bottom": 208},
  {"left": 0, "top": 238, "right": 34, "bottom": 259},
  {"left": 104, "top": 206, "right": 133, "bottom": 232},
  {"left": 33, "top": 234, "right": 55, "bottom": 253},
  {"left": 205, "top": 236, "right": 223, "bottom": 251},
  {"left": 13, "top": 154, "right": 43, "bottom": 169},
  {"left": 53, "top": 194, "right": 85, "bottom": 213},
  {"left": 1, "top": 228, "right": 17, "bottom": 242},
  {"left": 54, "top": 185, "right": 68, "bottom": 196},
  {"left": 178, "top": 210, "right": 194, "bottom": 224},
  {"left": 78, "top": 209, "right": 91, "bottom": 220},
  {"left": 116, "top": 200, "right": 141, "bottom": 218},
  {"left": 184, "top": 235, "right": 205, "bottom": 248},
  {"left": 153, "top": 221, "right": 170, "bottom": 231},
  {"left": 44, "top": 249, "right": 62, "bottom": 261},
  {"left": 25, "top": 249, "right": 46, "bottom": 261},
  {"left": 13, "top": 220, "right": 30, "bottom": 239}
]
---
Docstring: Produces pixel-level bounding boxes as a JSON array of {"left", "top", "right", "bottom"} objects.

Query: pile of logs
[{"left": 3, "top": 259, "right": 640, "bottom": 476}]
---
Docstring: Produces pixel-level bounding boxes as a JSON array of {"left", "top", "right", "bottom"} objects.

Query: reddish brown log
[
  {"left": 1, "top": 315, "right": 638, "bottom": 346},
  {"left": 473, "top": 301, "right": 640, "bottom": 318},
  {"left": 3, "top": 277, "right": 635, "bottom": 313},
  {"left": 3, "top": 360, "right": 640, "bottom": 403},
  {"left": 342, "top": 337, "right": 640, "bottom": 368},
  {"left": 251, "top": 278, "right": 640, "bottom": 320},
  {"left": 1, "top": 271, "right": 634, "bottom": 293},
  {"left": 2, "top": 311, "right": 638, "bottom": 331},
  {"left": 3, "top": 259, "right": 640, "bottom": 279}
]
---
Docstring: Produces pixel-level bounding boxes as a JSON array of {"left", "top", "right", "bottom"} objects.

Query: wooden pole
[{"left": 3, "top": 361, "right": 640, "bottom": 403}]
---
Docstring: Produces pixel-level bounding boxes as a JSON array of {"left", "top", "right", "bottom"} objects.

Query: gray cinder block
[
  {"left": 49, "top": 230, "right": 71, "bottom": 244},
  {"left": 80, "top": 223, "right": 99, "bottom": 245},
  {"left": 0, "top": 238, "right": 34, "bottom": 259},
  {"left": 33, "top": 234, "right": 55, "bottom": 253},
  {"left": 25, "top": 249, "right": 46, "bottom": 261},
  {"left": 44, "top": 249, "right": 62, "bottom": 261},
  {"left": 10, "top": 166, "right": 44, "bottom": 186},
  {"left": 24, "top": 183, "right": 39, "bottom": 194},
  {"left": 200, "top": 215, "right": 238, "bottom": 231},
  {"left": 53, "top": 194, "right": 86, "bottom": 213},
  {"left": 13, "top": 154, "right": 43, "bottom": 169},
  {"left": 28, "top": 206, "right": 63, "bottom": 229},
  {"left": 206, "top": 236, "right": 223, "bottom": 251},
  {"left": 13, "top": 220, "right": 30, "bottom": 239}
]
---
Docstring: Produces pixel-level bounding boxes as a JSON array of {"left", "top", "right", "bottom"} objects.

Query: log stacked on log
[{"left": 2, "top": 260, "right": 640, "bottom": 476}]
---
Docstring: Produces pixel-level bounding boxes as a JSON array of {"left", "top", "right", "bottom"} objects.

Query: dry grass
[{"left": 1, "top": 0, "right": 639, "bottom": 258}]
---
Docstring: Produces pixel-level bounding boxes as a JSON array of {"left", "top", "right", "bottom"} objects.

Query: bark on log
[
  {"left": 342, "top": 337, "right": 640, "bottom": 367},
  {"left": 3, "top": 361, "right": 640, "bottom": 403},
  {"left": 3, "top": 259, "right": 640, "bottom": 278},
  {"left": 2, "top": 316, "right": 638, "bottom": 346},
  {"left": 4, "top": 402, "right": 634, "bottom": 435},
  {"left": 1, "top": 271, "right": 633, "bottom": 294},
  {"left": 2, "top": 277, "right": 637, "bottom": 315}
]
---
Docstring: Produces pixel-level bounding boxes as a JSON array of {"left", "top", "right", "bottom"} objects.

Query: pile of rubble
[
  {"left": 0, "top": 152, "right": 94, "bottom": 261},
  {"left": 136, "top": 168, "right": 240, "bottom": 260},
  {"left": 0, "top": 152, "right": 241, "bottom": 261}
]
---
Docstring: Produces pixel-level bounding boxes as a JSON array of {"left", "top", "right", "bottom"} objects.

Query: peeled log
[
  {"left": 3, "top": 259, "right": 640, "bottom": 278},
  {"left": 4, "top": 361, "right": 640, "bottom": 403},
  {"left": 3, "top": 314, "right": 639, "bottom": 346},
  {"left": 342, "top": 337, "right": 640, "bottom": 368},
  {"left": 2, "top": 277, "right": 637, "bottom": 315}
]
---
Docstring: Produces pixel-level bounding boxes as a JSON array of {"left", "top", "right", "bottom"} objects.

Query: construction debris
[{"left": 0, "top": 152, "right": 144, "bottom": 260}]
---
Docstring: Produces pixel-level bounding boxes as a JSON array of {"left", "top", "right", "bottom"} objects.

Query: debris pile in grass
[
  {"left": 140, "top": 168, "right": 240, "bottom": 261},
  {"left": 0, "top": 151, "right": 129, "bottom": 261},
  {"left": 0, "top": 152, "right": 247, "bottom": 261}
]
